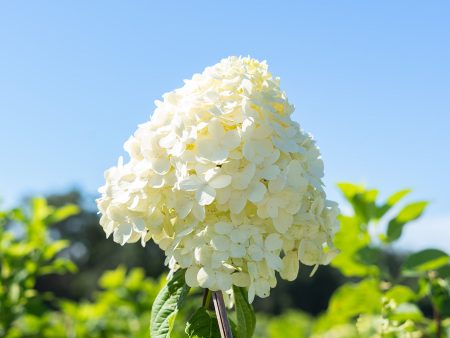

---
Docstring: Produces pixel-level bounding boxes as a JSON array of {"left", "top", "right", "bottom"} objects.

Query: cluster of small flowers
[{"left": 97, "top": 56, "right": 339, "bottom": 302}]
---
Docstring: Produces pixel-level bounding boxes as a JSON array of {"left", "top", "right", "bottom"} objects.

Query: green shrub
[{"left": 1, "top": 183, "right": 450, "bottom": 337}]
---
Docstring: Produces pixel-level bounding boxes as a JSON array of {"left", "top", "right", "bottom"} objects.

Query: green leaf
[
  {"left": 386, "top": 201, "right": 428, "bottom": 242},
  {"left": 436, "top": 265, "right": 450, "bottom": 278},
  {"left": 150, "top": 269, "right": 190, "bottom": 338},
  {"left": 385, "top": 285, "right": 416, "bottom": 303},
  {"left": 396, "top": 201, "right": 428, "bottom": 222},
  {"left": 314, "top": 279, "right": 382, "bottom": 332},
  {"left": 185, "top": 307, "right": 221, "bottom": 338},
  {"left": 99, "top": 266, "right": 126, "bottom": 289},
  {"left": 6, "top": 243, "right": 34, "bottom": 258},
  {"left": 337, "top": 182, "right": 363, "bottom": 202},
  {"left": 9, "top": 207, "right": 27, "bottom": 223},
  {"left": 387, "top": 189, "right": 412, "bottom": 206},
  {"left": 355, "top": 247, "right": 381, "bottom": 266},
  {"left": 39, "top": 258, "right": 77, "bottom": 275},
  {"left": 376, "top": 189, "right": 411, "bottom": 218},
  {"left": 31, "top": 197, "right": 50, "bottom": 223},
  {"left": 403, "top": 249, "right": 450, "bottom": 275},
  {"left": 233, "top": 286, "right": 255, "bottom": 338},
  {"left": 331, "top": 216, "right": 379, "bottom": 277},
  {"left": 430, "top": 278, "right": 450, "bottom": 317},
  {"left": 42, "top": 240, "right": 70, "bottom": 260},
  {"left": 337, "top": 182, "right": 379, "bottom": 223},
  {"left": 45, "top": 204, "right": 79, "bottom": 225},
  {"left": 267, "top": 311, "right": 312, "bottom": 338},
  {"left": 389, "top": 303, "right": 423, "bottom": 322}
]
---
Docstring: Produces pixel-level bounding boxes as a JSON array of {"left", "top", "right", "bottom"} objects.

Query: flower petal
[
  {"left": 196, "top": 185, "right": 216, "bottom": 205},
  {"left": 208, "top": 175, "right": 232, "bottom": 189}
]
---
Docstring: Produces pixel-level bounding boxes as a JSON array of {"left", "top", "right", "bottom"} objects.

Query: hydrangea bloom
[{"left": 97, "top": 56, "right": 339, "bottom": 302}]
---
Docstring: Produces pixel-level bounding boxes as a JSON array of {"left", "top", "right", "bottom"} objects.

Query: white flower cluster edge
[{"left": 97, "top": 56, "right": 339, "bottom": 302}]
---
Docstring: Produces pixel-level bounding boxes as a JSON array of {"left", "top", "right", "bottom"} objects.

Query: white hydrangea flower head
[{"left": 97, "top": 56, "right": 339, "bottom": 302}]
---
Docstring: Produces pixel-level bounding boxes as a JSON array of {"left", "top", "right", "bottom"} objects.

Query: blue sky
[{"left": 1, "top": 1, "right": 449, "bottom": 250}]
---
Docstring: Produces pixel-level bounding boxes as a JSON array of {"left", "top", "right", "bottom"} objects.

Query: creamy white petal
[
  {"left": 179, "top": 175, "right": 203, "bottom": 191},
  {"left": 196, "top": 185, "right": 216, "bottom": 206},
  {"left": 208, "top": 175, "right": 232, "bottom": 189},
  {"left": 248, "top": 181, "right": 266, "bottom": 203},
  {"left": 113, "top": 224, "right": 133, "bottom": 246}
]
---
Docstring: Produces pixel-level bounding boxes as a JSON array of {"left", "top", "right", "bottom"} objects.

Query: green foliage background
[{"left": 1, "top": 183, "right": 450, "bottom": 337}]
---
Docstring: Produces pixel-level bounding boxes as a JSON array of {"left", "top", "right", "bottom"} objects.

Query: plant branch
[{"left": 212, "top": 291, "right": 233, "bottom": 338}]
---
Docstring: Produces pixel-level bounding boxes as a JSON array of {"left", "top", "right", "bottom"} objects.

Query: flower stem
[
  {"left": 202, "top": 289, "right": 212, "bottom": 309},
  {"left": 212, "top": 291, "right": 233, "bottom": 338}
]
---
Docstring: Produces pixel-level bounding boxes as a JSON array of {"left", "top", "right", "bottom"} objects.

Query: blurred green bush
[{"left": 1, "top": 184, "right": 450, "bottom": 337}]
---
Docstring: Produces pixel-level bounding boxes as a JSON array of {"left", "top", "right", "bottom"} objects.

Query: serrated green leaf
[
  {"left": 403, "top": 249, "right": 450, "bottom": 275},
  {"left": 386, "top": 201, "right": 428, "bottom": 242},
  {"left": 150, "top": 269, "right": 190, "bottom": 338},
  {"left": 185, "top": 307, "right": 221, "bottom": 338},
  {"left": 233, "top": 286, "right": 255, "bottom": 338}
]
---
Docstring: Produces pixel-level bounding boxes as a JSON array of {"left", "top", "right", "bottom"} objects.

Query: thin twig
[{"left": 212, "top": 291, "right": 233, "bottom": 338}]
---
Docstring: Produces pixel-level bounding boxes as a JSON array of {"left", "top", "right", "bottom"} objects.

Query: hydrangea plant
[{"left": 97, "top": 56, "right": 339, "bottom": 337}]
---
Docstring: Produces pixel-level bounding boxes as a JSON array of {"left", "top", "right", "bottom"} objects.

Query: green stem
[
  {"left": 433, "top": 303, "right": 442, "bottom": 338},
  {"left": 202, "top": 289, "right": 212, "bottom": 309}
]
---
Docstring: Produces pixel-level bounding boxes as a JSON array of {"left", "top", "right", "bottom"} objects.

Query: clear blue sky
[{"left": 1, "top": 1, "right": 449, "bottom": 249}]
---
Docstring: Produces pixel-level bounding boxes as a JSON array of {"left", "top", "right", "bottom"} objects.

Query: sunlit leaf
[
  {"left": 331, "top": 216, "right": 378, "bottom": 277},
  {"left": 267, "top": 311, "right": 312, "bottom": 338},
  {"left": 376, "top": 189, "right": 411, "bottom": 218},
  {"left": 403, "top": 249, "right": 450, "bottom": 275},
  {"left": 337, "top": 183, "right": 380, "bottom": 223},
  {"left": 385, "top": 285, "right": 416, "bottom": 303},
  {"left": 389, "top": 303, "right": 423, "bottom": 322},
  {"left": 150, "top": 269, "right": 190, "bottom": 338},
  {"left": 99, "top": 266, "right": 126, "bottom": 289},
  {"left": 6, "top": 243, "right": 34, "bottom": 258},
  {"left": 40, "top": 258, "right": 77, "bottom": 275},
  {"left": 386, "top": 201, "right": 428, "bottom": 242},
  {"left": 387, "top": 189, "right": 412, "bottom": 206},
  {"left": 43, "top": 240, "right": 69, "bottom": 260},
  {"left": 315, "top": 279, "right": 382, "bottom": 332},
  {"left": 337, "top": 182, "right": 364, "bottom": 202},
  {"left": 31, "top": 198, "right": 50, "bottom": 223},
  {"left": 45, "top": 204, "right": 79, "bottom": 225}
]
